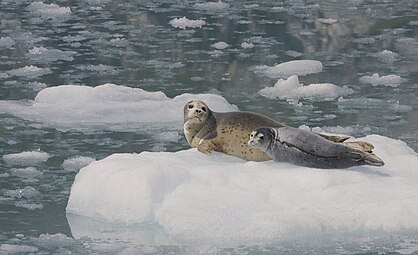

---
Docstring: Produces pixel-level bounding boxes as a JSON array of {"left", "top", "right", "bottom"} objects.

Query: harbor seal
[
  {"left": 183, "top": 100, "right": 368, "bottom": 162},
  {"left": 248, "top": 126, "right": 385, "bottom": 168}
]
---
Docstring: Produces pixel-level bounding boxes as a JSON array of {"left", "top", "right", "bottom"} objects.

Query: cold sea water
[{"left": 1, "top": 0, "right": 418, "bottom": 254}]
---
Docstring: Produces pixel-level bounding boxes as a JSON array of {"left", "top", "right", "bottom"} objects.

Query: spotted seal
[
  {"left": 248, "top": 126, "right": 384, "bottom": 168},
  {"left": 183, "top": 100, "right": 365, "bottom": 162}
]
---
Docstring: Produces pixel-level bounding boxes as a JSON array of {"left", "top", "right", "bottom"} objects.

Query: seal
[
  {"left": 183, "top": 100, "right": 367, "bottom": 162},
  {"left": 248, "top": 126, "right": 385, "bottom": 168}
]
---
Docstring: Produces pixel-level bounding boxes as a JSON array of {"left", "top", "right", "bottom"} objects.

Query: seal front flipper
[{"left": 197, "top": 140, "right": 217, "bottom": 154}]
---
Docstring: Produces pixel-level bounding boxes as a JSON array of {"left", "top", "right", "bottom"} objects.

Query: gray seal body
[{"left": 248, "top": 127, "right": 384, "bottom": 169}]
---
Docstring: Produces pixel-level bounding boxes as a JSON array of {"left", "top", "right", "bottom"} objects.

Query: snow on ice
[
  {"left": 27, "top": 2, "right": 71, "bottom": 21},
  {"left": 255, "top": 60, "right": 323, "bottom": 78},
  {"left": 259, "top": 75, "right": 354, "bottom": 100},
  {"left": 66, "top": 135, "right": 418, "bottom": 245},
  {"left": 0, "top": 84, "right": 237, "bottom": 132}
]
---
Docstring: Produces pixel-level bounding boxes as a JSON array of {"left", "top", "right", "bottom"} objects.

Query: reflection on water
[{"left": 1, "top": 0, "right": 418, "bottom": 254}]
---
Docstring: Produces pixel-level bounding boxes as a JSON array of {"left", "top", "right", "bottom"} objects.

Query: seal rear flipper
[
  {"left": 363, "top": 152, "right": 385, "bottom": 166},
  {"left": 318, "top": 134, "right": 350, "bottom": 143}
]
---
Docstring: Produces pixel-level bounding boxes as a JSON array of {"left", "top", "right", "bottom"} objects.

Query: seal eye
[
  {"left": 188, "top": 104, "right": 194, "bottom": 109},
  {"left": 259, "top": 135, "right": 264, "bottom": 140},
  {"left": 201, "top": 107, "right": 206, "bottom": 112}
]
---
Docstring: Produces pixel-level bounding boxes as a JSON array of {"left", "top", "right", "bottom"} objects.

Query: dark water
[{"left": 1, "top": 0, "right": 418, "bottom": 254}]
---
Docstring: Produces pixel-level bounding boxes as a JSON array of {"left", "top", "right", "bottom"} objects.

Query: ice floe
[
  {"left": 27, "top": 46, "right": 77, "bottom": 62},
  {"left": 377, "top": 50, "right": 398, "bottom": 64},
  {"left": 194, "top": 1, "right": 230, "bottom": 11},
  {"left": 359, "top": 73, "right": 406, "bottom": 87},
  {"left": 211, "top": 41, "right": 229, "bottom": 50},
  {"left": 27, "top": 2, "right": 71, "bottom": 21},
  {"left": 4, "top": 186, "right": 41, "bottom": 199},
  {"left": 10, "top": 167, "right": 43, "bottom": 179},
  {"left": 2, "top": 151, "right": 50, "bottom": 166},
  {"left": 62, "top": 156, "right": 96, "bottom": 172},
  {"left": 6, "top": 66, "right": 52, "bottom": 78},
  {"left": 255, "top": 60, "right": 323, "bottom": 78},
  {"left": 0, "top": 84, "right": 236, "bottom": 132},
  {"left": 0, "top": 36, "right": 16, "bottom": 49},
  {"left": 169, "top": 17, "right": 206, "bottom": 29},
  {"left": 241, "top": 42, "right": 255, "bottom": 49},
  {"left": 66, "top": 135, "right": 418, "bottom": 245},
  {"left": 0, "top": 244, "right": 38, "bottom": 254},
  {"left": 259, "top": 75, "right": 354, "bottom": 100}
]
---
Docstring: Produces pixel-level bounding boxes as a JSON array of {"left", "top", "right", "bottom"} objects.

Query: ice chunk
[
  {"left": 76, "top": 64, "right": 118, "bottom": 74},
  {"left": 359, "top": 73, "right": 406, "bottom": 87},
  {"left": 317, "top": 18, "right": 337, "bottom": 24},
  {"left": 194, "top": 1, "right": 230, "bottom": 10},
  {"left": 211, "top": 41, "right": 229, "bottom": 50},
  {"left": 15, "top": 201, "right": 43, "bottom": 210},
  {"left": 0, "top": 36, "right": 16, "bottom": 49},
  {"left": 66, "top": 135, "right": 418, "bottom": 245},
  {"left": 241, "top": 42, "right": 255, "bottom": 49},
  {"left": 4, "top": 186, "right": 41, "bottom": 198},
  {"left": 63, "top": 156, "right": 96, "bottom": 172},
  {"left": 0, "top": 244, "right": 38, "bottom": 254},
  {"left": 152, "top": 131, "right": 182, "bottom": 142},
  {"left": 255, "top": 60, "right": 323, "bottom": 78},
  {"left": 377, "top": 50, "right": 398, "bottom": 64},
  {"left": 259, "top": 75, "right": 354, "bottom": 100},
  {"left": 27, "top": 46, "right": 76, "bottom": 62},
  {"left": 0, "top": 84, "right": 237, "bottom": 132},
  {"left": 7, "top": 65, "right": 52, "bottom": 78},
  {"left": 2, "top": 151, "right": 50, "bottom": 166},
  {"left": 352, "top": 37, "right": 376, "bottom": 44},
  {"left": 10, "top": 167, "right": 42, "bottom": 179},
  {"left": 27, "top": 2, "right": 71, "bottom": 21},
  {"left": 169, "top": 17, "right": 206, "bottom": 29}
]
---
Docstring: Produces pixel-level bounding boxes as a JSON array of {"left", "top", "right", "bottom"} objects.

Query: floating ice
[
  {"left": 4, "top": 186, "right": 41, "bottom": 199},
  {"left": 211, "top": 41, "right": 229, "bottom": 50},
  {"left": 317, "top": 18, "right": 337, "bottom": 24},
  {"left": 169, "top": 17, "right": 206, "bottom": 29},
  {"left": 377, "top": 50, "right": 398, "bottom": 64},
  {"left": 76, "top": 64, "right": 118, "bottom": 74},
  {"left": 152, "top": 131, "right": 182, "bottom": 142},
  {"left": 10, "top": 167, "right": 43, "bottom": 179},
  {"left": 27, "top": 46, "right": 76, "bottom": 62},
  {"left": 15, "top": 201, "right": 43, "bottom": 210},
  {"left": 66, "top": 135, "right": 418, "bottom": 245},
  {"left": 284, "top": 50, "right": 303, "bottom": 58},
  {"left": 2, "top": 151, "right": 50, "bottom": 166},
  {"left": 0, "top": 244, "right": 38, "bottom": 254},
  {"left": 255, "top": 60, "right": 323, "bottom": 78},
  {"left": 63, "top": 156, "right": 96, "bottom": 172},
  {"left": 259, "top": 75, "right": 354, "bottom": 100},
  {"left": 27, "top": 2, "right": 71, "bottom": 21},
  {"left": 7, "top": 66, "right": 52, "bottom": 78},
  {"left": 241, "top": 42, "right": 255, "bottom": 49},
  {"left": 359, "top": 73, "right": 406, "bottom": 87},
  {"left": 194, "top": 1, "right": 230, "bottom": 10},
  {"left": 0, "top": 36, "right": 16, "bottom": 49},
  {"left": 353, "top": 37, "right": 376, "bottom": 44},
  {"left": 0, "top": 84, "right": 236, "bottom": 132}
]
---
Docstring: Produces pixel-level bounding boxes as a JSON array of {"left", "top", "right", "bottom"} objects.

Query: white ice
[
  {"left": 258, "top": 75, "right": 354, "bottom": 100},
  {"left": 0, "top": 244, "right": 38, "bottom": 254},
  {"left": 2, "top": 151, "right": 50, "bottom": 166},
  {"left": 377, "top": 50, "right": 398, "bottom": 64},
  {"left": 6, "top": 65, "right": 52, "bottom": 78},
  {"left": 211, "top": 41, "right": 229, "bottom": 50},
  {"left": 10, "top": 167, "right": 43, "bottom": 179},
  {"left": 67, "top": 135, "right": 418, "bottom": 245},
  {"left": 241, "top": 42, "right": 255, "bottom": 49},
  {"left": 194, "top": 1, "right": 230, "bottom": 10},
  {"left": 169, "top": 17, "right": 206, "bottom": 29},
  {"left": 0, "top": 37, "right": 16, "bottom": 49},
  {"left": 0, "top": 84, "right": 236, "bottom": 132},
  {"left": 62, "top": 156, "right": 96, "bottom": 172},
  {"left": 4, "top": 186, "right": 40, "bottom": 199},
  {"left": 27, "top": 2, "right": 71, "bottom": 21},
  {"left": 359, "top": 73, "right": 406, "bottom": 87},
  {"left": 27, "top": 46, "right": 77, "bottom": 62},
  {"left": 317, "top": 18, "right": 338, "bottom": 24},
  {"left": 255, "top": 60, "right": 323, "bottom": 78}
]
